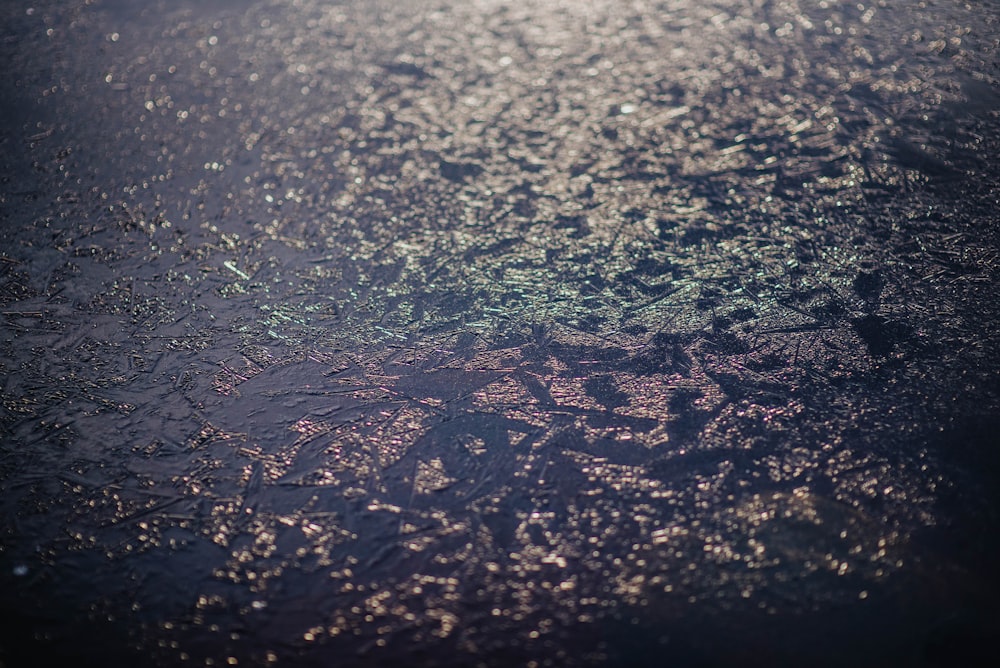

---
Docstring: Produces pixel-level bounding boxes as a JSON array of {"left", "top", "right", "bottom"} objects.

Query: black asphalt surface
[{"left": 2, "top": 1, "right": 1000, "bottom": 666}]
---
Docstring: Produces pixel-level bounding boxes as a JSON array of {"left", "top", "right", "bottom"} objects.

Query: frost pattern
[{"left": 1, "top": 0, "right": 999, "bottom": 665}]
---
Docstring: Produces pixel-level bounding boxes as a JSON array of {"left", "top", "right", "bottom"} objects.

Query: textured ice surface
[{"left": 2, "top": 0, "right": 999, "bottom": 666}]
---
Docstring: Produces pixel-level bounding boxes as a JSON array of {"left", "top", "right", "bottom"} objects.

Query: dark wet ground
[{"left": 2, "top": 0, "right": 1000, "bottom": 666}]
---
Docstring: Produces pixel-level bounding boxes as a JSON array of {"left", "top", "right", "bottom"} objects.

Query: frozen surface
[{"left": 1, "top": 0, "right": 999, "bottom": 665}]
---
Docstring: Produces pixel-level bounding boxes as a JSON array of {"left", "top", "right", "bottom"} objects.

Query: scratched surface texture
[{"left": 2, "top": 0, "right": 999, "bottom": 666}]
